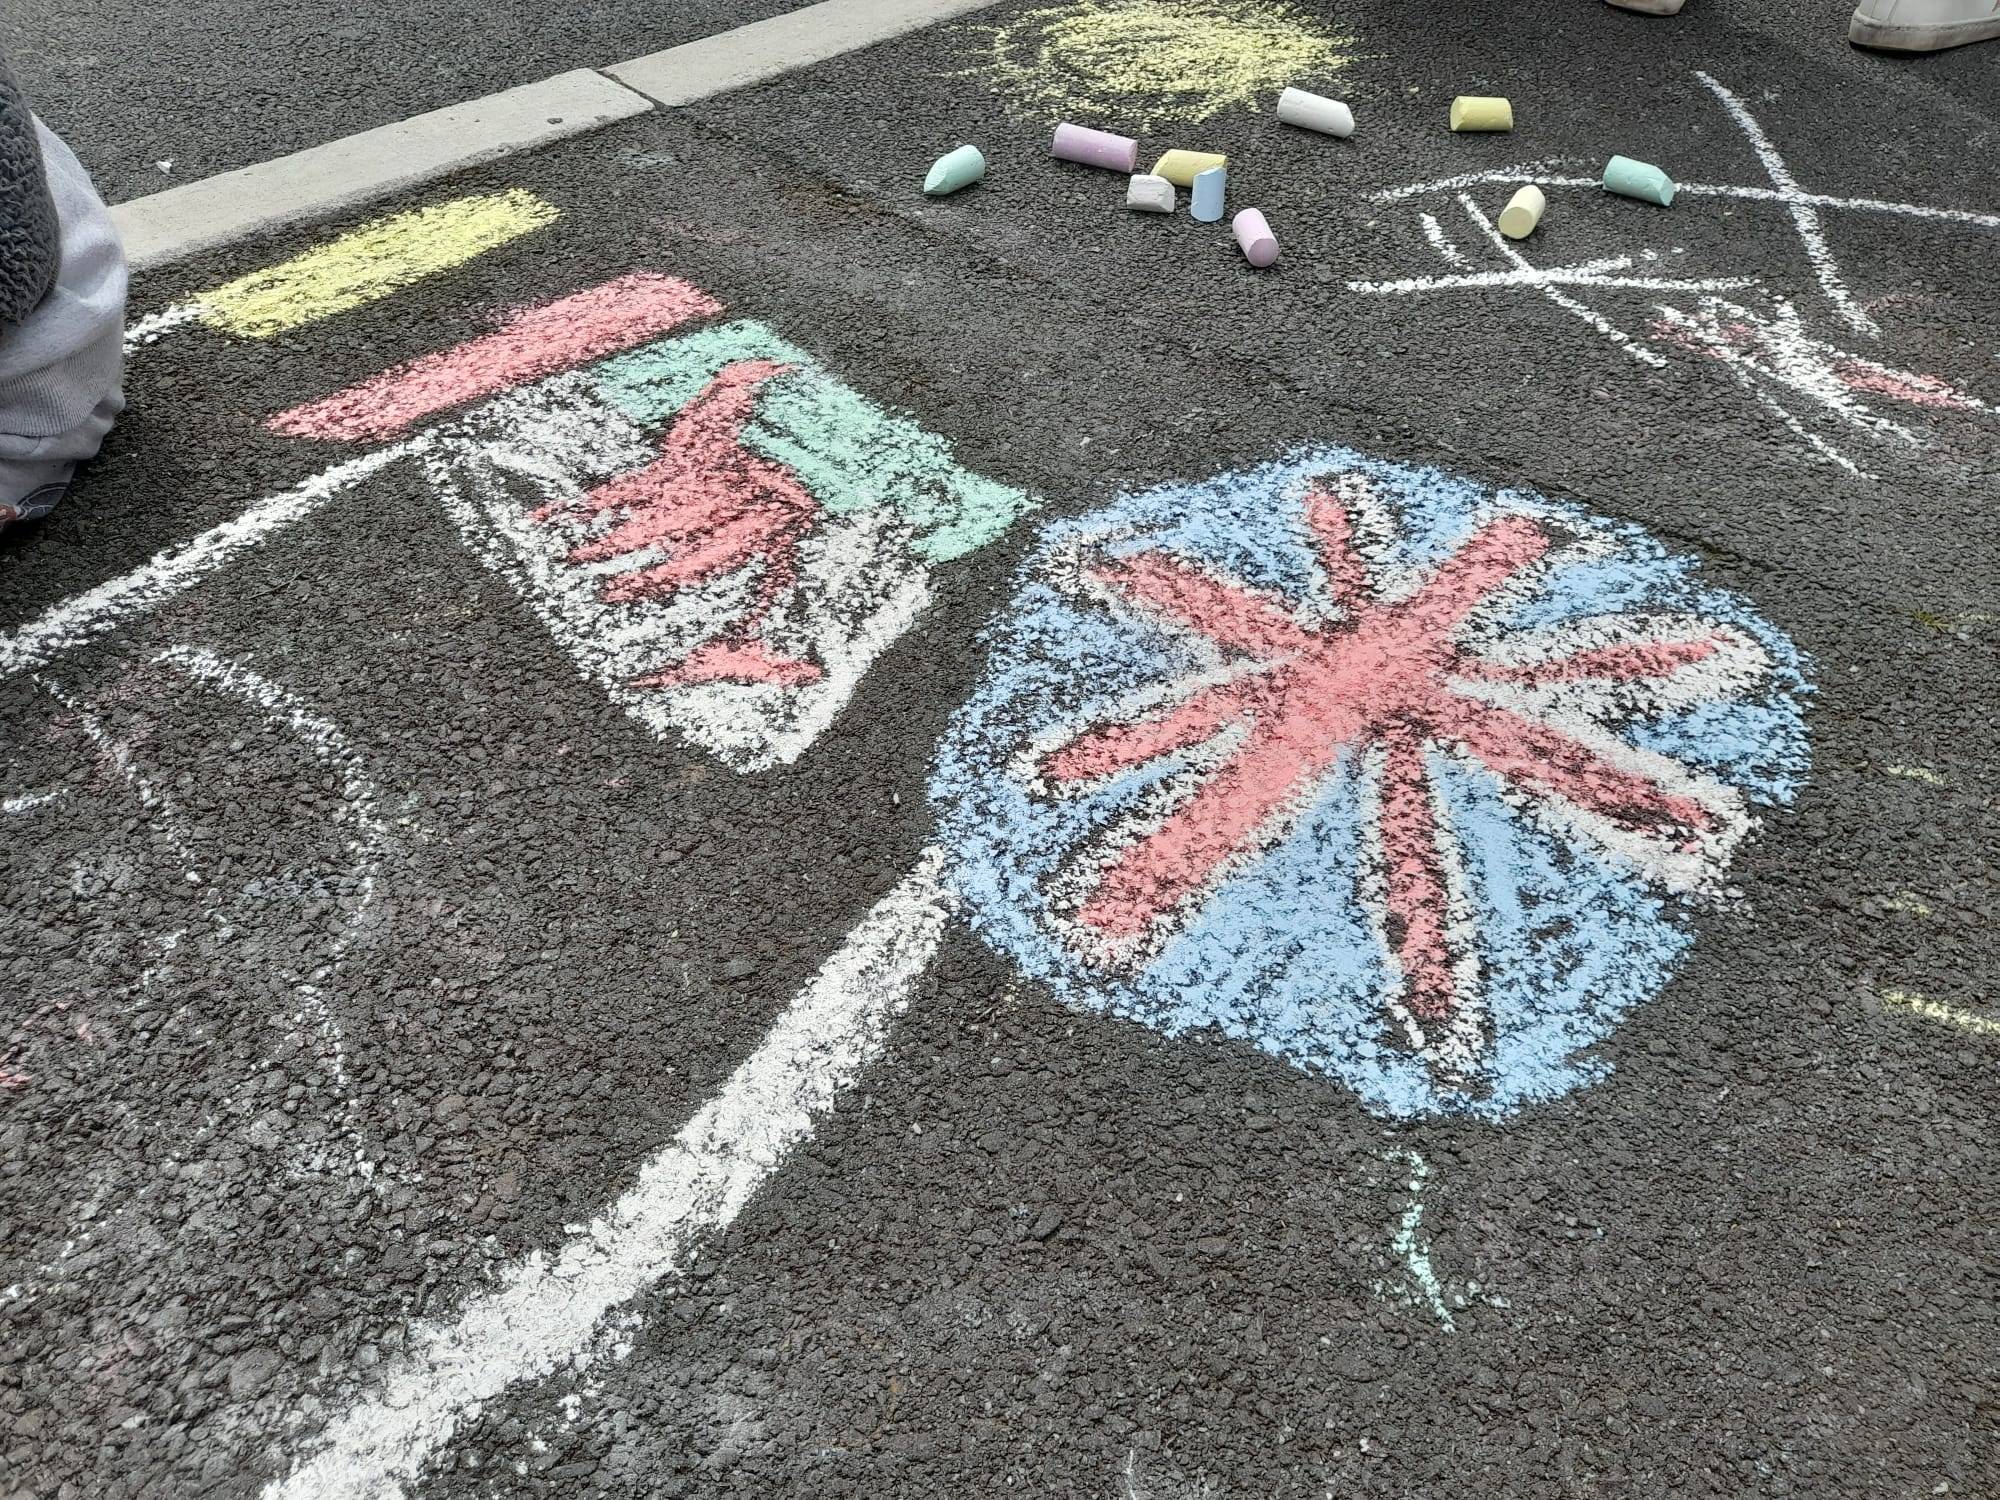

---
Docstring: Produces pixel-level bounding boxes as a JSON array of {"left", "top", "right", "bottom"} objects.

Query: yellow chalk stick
[
  {"left": 196, "top": 190, "right": 560, "bottom": 338},
  {"left": 1498, "top": 184, "right": 1545, "bottom": 239},
  {"left": 1150, "top": 150, "right": 1228, "bottom": 188},
  {"left": 1449, "top": 96, "right": 1514, "bottom": 133}
]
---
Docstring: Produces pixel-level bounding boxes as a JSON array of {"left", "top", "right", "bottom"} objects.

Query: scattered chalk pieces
[
  {"left": 1498, "top": 183, "right": 1545, "bottom": 239},
  {"left": 1232, "top": 208, "right": 1279, "bottom": 267},
  {"left": 1127, "top": 174, "right": 1176, "bottom": 213},
  {"left": 1151, "top": 149, "right": 1228, "bottom": 188},
  {"left": 1603, "top": 154, "right": 1676, "bottom": 206},
  {"left": 1449, "top": 96, "right": 1514, "bottom": 132},
  {"left": 1276, "top": 86, "right": 1354, "bottom": 138},
  {"left": 1053, "top": 122, "right": 1139, "bottom": 173},
  {"left": 923, "top": 144, "right": 985, "bottom": 196},
  {"left": 1191, "top": 165, "right": 1227, "bottom": 223}
]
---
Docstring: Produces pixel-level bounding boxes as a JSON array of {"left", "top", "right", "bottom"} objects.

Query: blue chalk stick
[{"left": 1190, "top": 165, "right": 1226, "bottom": 223}]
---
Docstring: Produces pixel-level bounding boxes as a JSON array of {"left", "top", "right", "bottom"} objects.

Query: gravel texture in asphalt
[{"left": 2, "top": 1, "right": 1996, "bottom": 1496}]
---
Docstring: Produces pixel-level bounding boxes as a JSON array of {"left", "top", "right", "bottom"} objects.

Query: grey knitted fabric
[{"left": 0, "top": 53, "right": 60, "bottom": 331}]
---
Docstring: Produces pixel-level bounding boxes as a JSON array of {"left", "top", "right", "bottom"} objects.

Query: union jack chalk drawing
[
  {"left": 931, "top": 449, "right": 1811, "bottom": 1118},
  {"left": 423, "top": 319, "right": 1035, "bottom": 771}
]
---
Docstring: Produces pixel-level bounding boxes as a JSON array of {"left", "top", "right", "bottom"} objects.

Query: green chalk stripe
[
  {"left": 596, "top": 319, "right": 1035, "bottom": 562},
  {"left": 1602, "top": 154, "right": 1675, "bottom": 207}
]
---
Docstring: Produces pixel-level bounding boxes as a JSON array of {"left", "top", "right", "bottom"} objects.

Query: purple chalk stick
[
  {"left": 1052, "top": 122, "right": 1140, "bottom": 173},
  {"left": 1232, "top": 208, "right": 1279, "bottom": 268}
]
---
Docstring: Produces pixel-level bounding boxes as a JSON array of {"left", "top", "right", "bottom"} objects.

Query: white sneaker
[
  {"left": 1603, "top": 0, "right": 1687, "bottom": 13},
  {"left": 1850, "top": 0, "right": 2000, "bottom": 49}
]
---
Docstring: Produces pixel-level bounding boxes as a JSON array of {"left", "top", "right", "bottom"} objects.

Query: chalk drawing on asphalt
[
  {"left": 1364, "top": 74, "right": 2000, "bottom": 474},
  {"left": 263, "top": 850, "right": 957, "bottom": 1500},
  {"left": 962, "top": 0, "right": 1351, "bottom": 129},
  {"left": 1879, "top": 988, "right": 2000, "bottom": 1037},
  {"left": 931, "top": 448, "right": 1813, "bottom": 1120},
  {"left": 124, "top": 190, "right": 560, "bottom": 352},
  {"left": 1, "top": 653, "right": 410, "bottom": 1308},
  {"left": 422, "top": 316, "right": 1035, "bottom": 772},
  {"left": 1368, "top": 1147, "right": 1504, "bottom": 1333}
]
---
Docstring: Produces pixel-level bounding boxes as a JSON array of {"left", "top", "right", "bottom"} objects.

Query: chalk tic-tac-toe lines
[{"left": 1357, "top": 73, "right": 2000, "bottom": 476}]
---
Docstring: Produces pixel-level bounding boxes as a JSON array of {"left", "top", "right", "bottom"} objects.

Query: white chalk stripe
[
  {"left": 1375, "top": 167, "right": 2000, "bottom": 233},
  {"left": 1454, "top": 195, "right": 1668, "bottom": 370},
  {"left": 264, "top": 848, "right": 956, "bottom": 1500},
  {"left": 0, "top": 442, "right": 420, "bottom": 682},
  {"left": 1695, "top": 72, "right": 1878, "bottom": 338}
]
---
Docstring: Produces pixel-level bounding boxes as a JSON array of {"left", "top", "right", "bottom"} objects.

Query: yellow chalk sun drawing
[{"left": 969, "top": 0, "right": 1354, "bottom": 128}]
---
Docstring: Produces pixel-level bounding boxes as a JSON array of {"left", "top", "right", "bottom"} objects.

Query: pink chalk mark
[
  {"left": 1039, "top": 483, "right": 1733, "bottom": 1062},
  {"left": 633, "top": 639, "right": 822, "bottom": 690},
  {"left": 1462, "top": 636, "right": 1721, "bottom": 686},
  {"left": 1831, "top": 359, "right": 1977, "bottom": 411},
  {"left": 1376, "top": 730, "right": 1457, "bottom": 1026},
  {"left": 542, "top": 357, "right": 824, "bottom": 689},
  {"left": 267, "top": 273, "right": 724, "bottom": 442}
]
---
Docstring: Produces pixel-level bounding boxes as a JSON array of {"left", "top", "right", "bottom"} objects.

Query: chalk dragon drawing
[{"left": 1356, "top": 73, "right": 2000, "bottom": 476}]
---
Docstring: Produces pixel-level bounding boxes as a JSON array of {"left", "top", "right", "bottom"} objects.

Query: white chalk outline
[
  {"left": 156, "top": 645, "right": 397, "bottom": 1183},
  {"left": 264, "top": 849, "right": 955, "bottom": 1500}
]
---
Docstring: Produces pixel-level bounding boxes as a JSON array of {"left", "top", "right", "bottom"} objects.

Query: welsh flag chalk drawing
[
  {"left": 420, "top": 319, "right": 1035, "bottom": 772},
  {"left": 931, "top": 448, "right": 1811, "bottom": 1119}
]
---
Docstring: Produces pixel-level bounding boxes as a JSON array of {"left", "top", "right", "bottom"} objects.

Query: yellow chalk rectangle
[
  {"left": 1150, "top": 150, "right": 1228, "bottom": 188},
  {"left": 195, "top": 190, "right": 560, "bottom": 338}
]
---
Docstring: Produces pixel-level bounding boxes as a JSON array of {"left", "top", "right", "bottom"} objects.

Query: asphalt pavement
[
  {"left": 1, "top": 0, "right": 814, "bottom": 203},
  {"left": 2, "top": 0, "right": 1997, "bottom": 1497}
]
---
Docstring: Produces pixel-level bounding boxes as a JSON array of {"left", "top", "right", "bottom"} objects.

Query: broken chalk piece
[
  {"left": 1498, "top": 183, "right": 1545, "bottom": 239},
  {"left": 1151, "top": 149, "right": 1228, "bottom": 188},
  {"left": 1191, "top": 166, "right": 1226, "bottom": 223},
  {"left": 1053, "top": 122, "right": 1140, "bottom": 173},
  {"left": 1127, "top": 174, "right": 1176, "bottom": 213},
  {"left": 923, "top": 144, "right": 985, "bottom": 196},
  {"left": 1449, "top": 96, "right": 1514, "bottom": 132},
  {"left": 1276, "top": 86, "right": 1355, "bottom": 138},
  {"left": 1232, "top": 207, "right": 1279, "bottom": 267},
  {"left": 1602, "top": 154, "right": 1676, "bottom": 206}
]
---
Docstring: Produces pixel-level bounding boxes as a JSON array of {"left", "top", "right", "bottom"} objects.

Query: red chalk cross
[{"left": 1036, "top": 479, "right": 1731, "bottom": 1073}]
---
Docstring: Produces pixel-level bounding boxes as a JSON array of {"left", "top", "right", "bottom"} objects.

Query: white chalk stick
[
  {"left": 1498, "top": 184, "right": 1545, "bottom": 239},
  {"left": 1126, "top": 174, "right": 1175, "bottom": 213},
  {"left": 1276, "top": 86, "right": 1354, "bottom": 139}
]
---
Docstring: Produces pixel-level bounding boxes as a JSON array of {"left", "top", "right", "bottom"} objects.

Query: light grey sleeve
[{"left": 0, "top": 120, "right": 127, "bottom": 479}]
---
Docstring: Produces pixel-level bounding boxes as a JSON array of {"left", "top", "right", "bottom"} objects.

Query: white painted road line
[
  {"left": 265, "top": 849, "right": 955, "bottom": 1500},
  {"left": 111, "top": 0, "right": 1004, "bottom": 271},
  {"left": 606, "top": 0, "right": 1002, "bottom": 105},
  {"left": 111, "top": 74, "right": 650, "bottom": 272}
]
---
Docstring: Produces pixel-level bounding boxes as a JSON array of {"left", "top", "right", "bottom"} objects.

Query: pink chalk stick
[
  {"left": 1232, "top": 208, "right": 1279, "bottom": 268},
  {"left": 1052, "top": 122, "right": 1140, "bottom": 173},
  {"left": 268, "top": 273, "right": 724, "bottom": 443}
]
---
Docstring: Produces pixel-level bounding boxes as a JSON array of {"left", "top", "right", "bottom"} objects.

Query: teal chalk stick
[
  {"left": 924, "top": 144, "right": 985, "bottom": 196},
  {"left": 1602, "top": 154, "right": 1675, "bottom": 207},
  {"left": 1190, "top": 165, "right": 1226, "bottom": 223}
]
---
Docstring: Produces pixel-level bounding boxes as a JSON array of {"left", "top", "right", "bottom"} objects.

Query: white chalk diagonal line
[
  {"left": 1695, "top": 72, "right": 1879, "bottom": 339},
  {"left": 1453, "top": 194, "right": 1669, "bottom": 369},
  {"left": 263, "top": 849, "right": 957, "bottom": 1500},
  {"left": 0, "top": 439, "right": 423, "bottom": 681}
]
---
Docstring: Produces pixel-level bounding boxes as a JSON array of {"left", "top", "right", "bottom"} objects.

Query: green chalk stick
[
  {"left": 1602, "top": 154, "right": 1675, "bottom": 206},
  {"left": 924, "top": 144, "right": 985, "bottom": 196}
]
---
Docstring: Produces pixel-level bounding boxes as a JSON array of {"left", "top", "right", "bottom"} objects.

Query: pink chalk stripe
[{"left": 268, "top": 273, "right": 724, "bottom": 443}]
